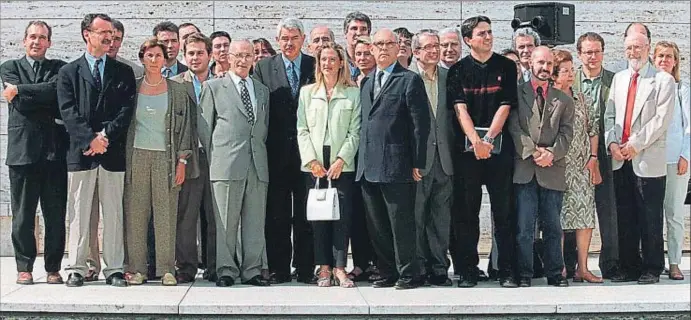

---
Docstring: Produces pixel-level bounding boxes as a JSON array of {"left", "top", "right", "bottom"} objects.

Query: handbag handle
[{"left": 313, "top": 178, "right": 333, "bottom": 190}]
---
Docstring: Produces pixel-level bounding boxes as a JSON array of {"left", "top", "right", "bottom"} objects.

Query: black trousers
[
  {"left": 266, "top": 148, "right": 313, "bottom": 278},
  {"left": 350, "top": 154, "right": 377, "bottom": 271},
  {"left": 452, "top": 151, "right": 515, "bottom": 277},
  {"left": 10, "top": 160, "right": 67, "bottom": 273},
  {"left": 361, "top": 180, "right": 418, "bottom": 279},
  {"left": 613, "top": 161, "right": 666, "bottom": 277}
]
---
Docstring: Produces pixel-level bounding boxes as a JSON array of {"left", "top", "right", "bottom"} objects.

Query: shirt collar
[
  {"left": 282, "top": 52, "right": 302, "bottom": 70},
  {"left": 228, "top": 71, "right": 251, "bottom": 86},
  {"left": 417, "top": 61, "right": 437, "bottom": 81},
  {"left": 162, "top": 62, "right": 178, "bottom": 75},
  {"left": 84, "top": 51, "right": 106, "bottom": 66},
  {"left": 628, "top": 60, "right": 650, "bottom": 76},
  {"left": 25, "top": 55, "right": 43, "bottom": 66},
  {"left": 376, "top": 62, "right": 396, "bottom": 75},
  {"left": 579, "top": 67, "right": 603, "bottom": 82},
  {"left": 192, "top": 71, "right": 213, "bottom": 83},
  {"left": 531, "top": 79, "right": 549, "bottom": 96}
]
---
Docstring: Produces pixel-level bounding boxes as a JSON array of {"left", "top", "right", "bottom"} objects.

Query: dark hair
[
  {"left": 24, "top": 20, "right": 52, "bottom": 41},
  {"left": 210, "top": 31, "right": 232, "bottom": 44},
  {"left": 138, "top": 37, "right": 169, "bottom": 61},
  {"left": 152, "top": 21, "right": 179, "bottom": 37},
  {"left": 624, "top": 22, "right": 651, "bottom": 42},
  {"left": 111, "top": 19, "right": 124, "bottom": 37},
  {"left": 178, "top": 22, "right": 201, "bottom": 33},
  {"left": 81, "top": 13, "right": 112, "bottom": 43},
  {"left": 184, "top": 32, "right": 212, "bottom": 54},
  {"left": 460, "top": 15, "right": 491, "bottom": 40},
  {"left": 500, "top": 48, "right": 519, "bottom": 57},
  {"left": 576, "top": 32, "right": 605, "bottom": 53},
  {"left": 343, "top": 11, "right": 372, "bottom": 35},
  {"left": 252, "top": 38, "right": 277, "bottom": 55},
  {"left": 393, "top": 27, "right": 413, "bottom": 39}
]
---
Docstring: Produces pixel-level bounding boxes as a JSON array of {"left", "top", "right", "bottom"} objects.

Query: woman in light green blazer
[{"left": 297, "top": 43, "right": 361, "bottom": 288}]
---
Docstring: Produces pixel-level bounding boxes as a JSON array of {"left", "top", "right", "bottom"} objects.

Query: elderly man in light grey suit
[
  {"left": 408, "top": 30, "right": 454, "bottom": 287},
  {"left": 605, "top": 32, "right": 675, "bottom": 285},
  {"left": 199, "top": 39, "right": 271, "bottom": 287}
]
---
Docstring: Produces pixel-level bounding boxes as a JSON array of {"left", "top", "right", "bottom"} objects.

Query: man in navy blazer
[
  {"left": 357, "top": 28, "right": 430, "bottom": 290},
  {"left": 57, "top": 13, "right": 135, "bottom": 287}
]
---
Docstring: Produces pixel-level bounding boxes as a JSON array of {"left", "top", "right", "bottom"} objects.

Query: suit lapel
[
  {"left": 101, "top": 56, "right": 116, "bottom": 91},
  {"left": 273, "top": 54, "right": 290, "bottom": 89},
  {"left": 252, "top": 75, "right": 266, "bottom": 114},
  {"left": 523, "top": 84, "right": 541, "bottom": 142},
  {"left": 19, "top": 57, "right": 36, "bottom": 82},
  {"left": 182, "top": 71, "right": 198, "bottom": 103},
  {"left": 371, "top": 63, "right": 402, "bottom": 110},
  {"left": 437, "top": 67, "right": 448, "bottom": 119},
  {"left": 223, "top": 76, "right": 251, "bottom": 119},
  {"left": 77, "top": 55, "right": 97, "bottom": 88},
  {"left": 299, "top": 54, "right": 313, "bottom": 86},
  {"left": 631, "top": 66, "right": 655, "bottom": 125}
]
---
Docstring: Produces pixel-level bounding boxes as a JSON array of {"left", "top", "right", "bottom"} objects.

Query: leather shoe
[
  {"left": 428, "top": 275, "right": 452, "bottom": 287},
  {"left": 373, "top": 277, "right": 397, "bottom": 288},
  {"left": 476, "top": 268, "right": 489, "bottom": 282},
  {"left": 46, "top": 272, "right": 64, "bottom": 284},
  {"left": 268, "top": 273, "right": 291, "bottom": 284},
  {"left": 216, "top": 275, "right": 235, "bottom": 287},
  {"left": 243, "top": 275, "right": 270, "bottom": 286},
  {"left": 106, "top": 272, "right": 128, "bottom": 287},
  {"left": 637, "top": 273, "right": 660, "bottom": 285},
  {"left": 457, "top": 273, "right": 477, "bottom": 288},
  {"left": 547, "top": 275, "right": 569, "bottom": 287},
  {"left": 394, "top": 277, "right": 420, "bottom": 290},
  {"left": 297, "top": 274, "right": 318, "bottom": 284},
  {"left": 66, "top": 273, "right": 84, "bottom": 287},
  {"left": 499, "top": 277, "right": 518, "bottom": 288},
  {"left": 16, "top": 272, "right": 34, "bottom": 285},
  {"left": 610, "top": 272, "right": 638, "bottom": 282},
  {"left": 176, "top": 273, "right": 195, "bottom": 284},
  {"left": 202, "top": 269, "right": 210, "bottom": 280},
  {"left": 518, "top": 277, "right": 531, "bottom": 287}
]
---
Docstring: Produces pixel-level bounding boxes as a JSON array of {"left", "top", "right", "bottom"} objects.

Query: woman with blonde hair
[
  {"left": 653, "top": 41, "right": 689, "bottom": 281},
  {"left": 552, "top": 49, "right": 603, "bottom": 283},
  {"left": 297, "top": 42, "right": 361, "bottom": 287}
]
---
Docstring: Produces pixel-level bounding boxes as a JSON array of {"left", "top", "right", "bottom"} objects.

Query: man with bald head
[
  {"left": 199, "top": 39, "right": 271, "bottom": 287},
  {"left": 613, "top": 22, "right": 652, "bottom": 72},
  {"left": 605, "top": 32, "right": 675, "bottom": 284},
  {"left": 357, "top": 28, "right": 430, "bottom": 290},
  {"left": 307, "top": 25, "right": 334, "bottom": 56},
  {"left": 508, "top": 46, "right": 574, "bottom": 287}
]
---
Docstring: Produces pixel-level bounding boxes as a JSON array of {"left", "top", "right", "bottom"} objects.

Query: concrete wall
[{"left": 1, "top": 1, "right": 690, "bottom": 256}]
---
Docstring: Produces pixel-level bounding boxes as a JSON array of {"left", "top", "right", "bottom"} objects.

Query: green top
[
  {"left": 134, "top": 92, "right": 169, "bottom": 151},
  {"left": 579, "top": 69, "right": 603, "bottom": 110}
]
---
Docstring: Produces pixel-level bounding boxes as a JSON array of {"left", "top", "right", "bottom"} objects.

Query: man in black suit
[
  {"left": 57, "top": 13, "right": 135, "bottom": 287},
  {"left": 154, "top": 21, "right": 188, "bottom": 78},
  {"left": 1, "top": 20, "right": 68, "bottom": 286},
  {"left": 253, "top": 17, "right": 316, "bottom": 284},
  {"left": 357, "top": 28, "right": 430, "bottom": 290}
]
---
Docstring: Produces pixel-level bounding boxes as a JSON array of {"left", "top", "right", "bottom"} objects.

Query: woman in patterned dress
[{"left": 551, "top": 49, "right": 603, "bottom": 283}]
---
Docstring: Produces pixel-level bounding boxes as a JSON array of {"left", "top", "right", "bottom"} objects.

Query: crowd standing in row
[{"left": 2, "top": 10, "right": 688, "bottom": 290}]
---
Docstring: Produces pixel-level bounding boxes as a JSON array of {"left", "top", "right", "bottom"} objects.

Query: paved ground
[{"left": 1, "top": 256, "right": 689, "bottom": 318}]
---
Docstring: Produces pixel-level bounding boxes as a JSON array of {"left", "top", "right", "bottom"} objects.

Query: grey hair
[
  {"left": 372, "top": 28, "right": 399, "bottom": 43},
  {"left": 276, "top": 17, "right": 304, "bottom": 38},
  {"left": 310, "top": 25, "right": 335, "bottom": 42},
  {"left": 438, "top": 27, "right": 461, "bottom": 40},
  {"left": 511, "top": 27, "right": 541, "bottom": 48},
  {"left": 412, "top": 29, "right": 439, "bottom": 50}
]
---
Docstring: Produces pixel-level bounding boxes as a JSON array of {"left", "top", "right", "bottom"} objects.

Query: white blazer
[{"left": 604, "top": 62, "right": 676, "bottom": 177}]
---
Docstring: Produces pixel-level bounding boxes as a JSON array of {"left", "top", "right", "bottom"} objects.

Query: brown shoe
[
  {"left": 16, "top": 272, "right": 34, "bottom": 285},
  {"left": 46, "top": 272, "right": 64, "bottom": 284}
]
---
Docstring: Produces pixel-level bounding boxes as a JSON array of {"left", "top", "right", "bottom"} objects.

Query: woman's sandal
[
  {"left": 334, "top": 270, "right": 356, "bottom": 288},
  {"left": 317, "top": 270, "right": 332, "bottom": 287},
  {"left": 669, "top": 265, "right": 685, "bottom": 281}
]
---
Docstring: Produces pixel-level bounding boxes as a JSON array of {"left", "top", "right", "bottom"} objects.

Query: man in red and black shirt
[{"left": 447, "top": 15, "right": 518, "bottom": 288}]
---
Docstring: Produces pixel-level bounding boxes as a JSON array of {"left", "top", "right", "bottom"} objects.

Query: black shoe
[
  {"left": 610, "top": 272, "right": 638, "bottom": 282},
  {"left": 601, "top": 266, "right": 620, "bottom": 279},
  {"left": 487, "top": 268, "right": 500, "bottom": 281},
  {"left": 637, "top": 273, "right": 660, "bottom": 285},
  {"left": 428, "top": 275, "right": 453, "bottom": 287},
  {"left": 65, "top": 273, "right": 84, "bottom": 287},
  {"left": 547, "top": 275, "right": 569, "bottom": 287},
  {"left": 499, "top": 277, "right": 518, "bottom": 288},
  {"left": 660, "top": 267, "right": 670, "bottom": 276},
  {"left": 457, "top": 273, "right": 477, "bottom": 288},
  {"left": 395, "top": 277, "right": 420, "bottom": 290},
  {"left": 268, "top": 273, "right": 291, "bottom": 284},
  {"left": 202, "top": 269, "right": 210, "bottom": 280},
  {"left": 373, "top": 277, "right": 397, "bottom": 288},
  {"left": 297, "top": 274, "right": 318, "bottom": 284},
  {"left": 290, "top": 269, "right": 299, "bottom": 279},
  {"left": 216, "top": 276, "right": 235, "bottom": 287},
  {"left": 207, "top": 272, "right": 218, "bottom": 283},
  {"left": 518, "top": 277, "right": 531, "bottom": 287},
  {"left": 106, "top": 272, "right": 128, "bottom": 287},
  {"left": 243, "top": 275, "right": 270, "bottom": 286},
  {"left": 476, "top": 267, "right": 489, "bottom": 282}
]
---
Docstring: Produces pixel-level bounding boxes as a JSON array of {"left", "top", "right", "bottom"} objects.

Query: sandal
[
  {"left": 669, "top": 265, "right": 685, "bottom": 281},
  {"left": 317, "top": 269, "right": 332, "bottom": 287},
  {"left": 334, "top": 270, "right": 356, "bottom": 288}
]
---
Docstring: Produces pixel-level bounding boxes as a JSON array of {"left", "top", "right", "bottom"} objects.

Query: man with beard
[
  {"left": 512, "top": 27, "right": 540, "bottom": 85},
  {"left": 509, "top": 46, "right": 574, "bottom": 287},
  {"left": 605, "top": 32, "right": 675, "bottom": 284},
  {"left": 438, "top": 27, "right": 461, "bottom": 70},
  {"left": 154, "top": 21, "right": 188, "bottom": 78},
  {"left": 57, "top": 13, "right": 135, "bottom": 287}
]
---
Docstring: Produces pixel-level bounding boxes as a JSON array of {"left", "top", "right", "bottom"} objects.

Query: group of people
[{"left": 2, "top": 9, "right": 688, "bottom": 290}]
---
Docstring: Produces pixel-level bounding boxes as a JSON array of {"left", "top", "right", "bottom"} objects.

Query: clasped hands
[
  {"left": 532, "top": 147, "right": 554, "bottom": 167},
  {"left": 470, "top": 139, "right": 494, "bottom": 160},
  {"left": 83, "top": 132, "right": 109, "bottom": 156},
  {"left": 609, "top": 142, "right": 637, "bottom": 161},
  {"left": 2, "top": 82, "right": 18, "bottom": 102},
  {"left": 309, "top": 158, "right": 345, "bottom": 180}
]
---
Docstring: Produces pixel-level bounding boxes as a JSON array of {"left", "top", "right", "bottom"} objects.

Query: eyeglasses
[
  {"left": 418, "top": 43, "right": 440, "bottom": 52},
  {"left": 558, "top": 67, "right": 575, "bottom": 75},
  {"left": 440, "top": 42, "right": 460, "bottom": 49},
  {"left": 230, "top": 52, "right": 253, "bottom": 60},
  {"left": 373, "top": 41, "right": 396, "bottom": 49},
  {"left": 625, "top": 45, "right": 646, "bottom": 52},
  {"left": 580, "top": 50, "right": 603, "bottom": 56}
]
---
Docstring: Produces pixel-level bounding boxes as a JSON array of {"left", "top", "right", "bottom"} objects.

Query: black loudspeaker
[{"left": 511, "top": 2, "right": 575, "bottom": 46}]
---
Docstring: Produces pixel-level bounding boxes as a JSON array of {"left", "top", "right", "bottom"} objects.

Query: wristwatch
[
  {"left": 178, "top": 158, "right": 188, "bottom": 165},
  {"left": 482, "top": 135, "right": 494, "bottom": 144}
]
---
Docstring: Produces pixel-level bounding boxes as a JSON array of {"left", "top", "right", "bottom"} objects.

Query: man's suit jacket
[
  {"left": 604, "top": 62, "right": 676, "bottom": 178},
  {"left": 573, "top": 67, "right": 614, "bottom": 154},
  {"left": 509, "top": 82, "right": 575, "bottom": 191},
  {"left": 57, "top": 54, "right": 136, "bottom": 172},
  {"left": 170, "top": 70, "right": 207, "bottom": 179},
  {"left": 174, "top": 60, "right": 188, "bottom": 76},
  {"left": 198, "top": 74, "right": 270, "bottom": 182},
  {"left": 1, "top": 56, "right": 68, "bottom": 166},
  {"left": 356, "top": 62, "right": 431, "bottom": 183},
  {"left": 253, "top": 53, "right": 315, "bottom": 175},
  {"left": 116, "top": 55, "right": 144, "bottom": 78},
  {"left": 408, "top": 63, "right": 454, "bottom": 176}
]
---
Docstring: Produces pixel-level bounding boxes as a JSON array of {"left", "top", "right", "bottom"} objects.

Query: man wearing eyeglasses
[
  {"left": 408, "top": 29, "right": 454, "bottom": 287},
  {"left": 307, "top": 25, "right": 334, "bottom": 56}
]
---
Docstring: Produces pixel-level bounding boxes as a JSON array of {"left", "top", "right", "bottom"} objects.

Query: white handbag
[{"left": 306, "top": 178, "right": 340, "bottom": 221}]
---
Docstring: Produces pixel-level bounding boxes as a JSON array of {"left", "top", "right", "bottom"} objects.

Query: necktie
[
  {"left": 287, "top": 61, "right": 299, "bottom": 98},
  {"left": 93, "top": 58, "right": 102, "bottom": 89},
  {"left": 32, "top": 60, "right": 40, "bottom": 83},
  {"left": 374, "top": 71, "right": 384, "bottom": 99},
  {"left": 239, "top": 79, "right": 255, "bottom": 125},
  {"left": 622, "top": 72, "right": 640, "bottom": 144},
  {"left": 163, "top": 68, "right": 172, "bottom": 78},
  {"left": 536, "top": 86, "right": 545, "bottom": 118}
]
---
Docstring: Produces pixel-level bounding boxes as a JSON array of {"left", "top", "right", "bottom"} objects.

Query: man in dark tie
[
  {"left": 1, "top": 20, "right": 68, "bottom": 285},
  {"left": 253, "top": 17, "right": 316, "bottom": 284},
  {"left": 357, "top": 28, "right": 430, "bottom": 290},
  {"left": 57, "top": 13, "right": 136, "bottom": 287}
]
